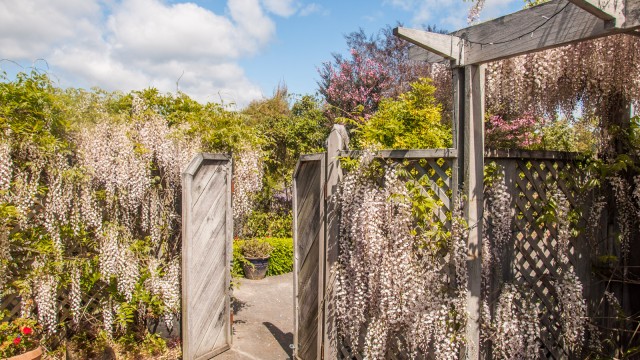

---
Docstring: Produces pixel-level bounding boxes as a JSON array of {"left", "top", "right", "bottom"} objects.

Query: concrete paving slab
[{"left": 215, "top": 272, "right": 294, "bottom": 360}]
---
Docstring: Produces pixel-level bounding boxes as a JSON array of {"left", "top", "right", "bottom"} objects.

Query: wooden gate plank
[
  {"left": 293, "top": 154, "right": 325, "bottom": 360},
  {"left": 182, "top": 154, "right": 232, "bottom": 360}
]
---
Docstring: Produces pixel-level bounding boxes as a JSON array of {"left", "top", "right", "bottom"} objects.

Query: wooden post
[
  {"left": 324, "top": 125, "right": 349, "bottom": 359},
  {"left": 462, "top": 65, "right": 485, "bottom": 359},
  {"left": 452, "top": 66, "right": 465, "bottom": 195}
]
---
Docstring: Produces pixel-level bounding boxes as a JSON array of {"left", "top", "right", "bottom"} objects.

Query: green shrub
[
  {"left": 241, "top": 238, "right": 273, "bottom": 258},
  {"left": 264, "top": 237, "right": 294, "bottom": 276},
  {"left": 355, "top": 77, "right": 451, "bottom": 149},
  {"left": 242, "top": 211, "right": 292, "bottom": 238},
  {"left": 232, "top": 237, "right": 293, "bottom": 278}
]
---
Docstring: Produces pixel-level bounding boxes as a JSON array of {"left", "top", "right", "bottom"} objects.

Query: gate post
[
  {"left": 454, "top": 65, "right": 485, "bottom": 359},
  {"left": 323, "top": 125, "right": 349, "bottom": 359}
]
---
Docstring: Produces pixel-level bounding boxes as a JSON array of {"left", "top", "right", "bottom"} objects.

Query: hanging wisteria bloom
[
  {"left": 335, "top": 153, "right": 467, "bottom": 359},
  {"left": 232, "top": 150, "right": 264, "bottom": 237}
]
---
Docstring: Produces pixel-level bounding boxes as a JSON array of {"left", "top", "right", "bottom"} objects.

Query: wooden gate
[
  {"left": 293, "top": 153, "right": 325, "bottom": 360},
  {"left": 182, "top": 153, "right": 233, "bottom": 360}
]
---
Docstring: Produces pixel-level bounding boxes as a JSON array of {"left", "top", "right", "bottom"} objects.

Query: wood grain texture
[
  {"left": 628, "top": 0, "right": 640, "bottom": 28},
  {"left": 324, "top": 125, "right": 349, "bottom": 360},
  {"left": 462, "top": 65, "right": 484, "bottom": 360},
  {"left": 182, "top": 154, "right": 231, "bottom": 360},
  {"left": 485, "top": 148, "right": 581, "bottom": 160},
  {"left": 293, "top": 156, "right": 325, "bottom": 360},
  {"left": 339, "top": 148, "right": 458, "bottom": 159},
  {"left": 394, "top": 27, "right": 462, "bottom": 61},
  {"left": 568, "top": 0, "right": 618, "bottom": 22}
]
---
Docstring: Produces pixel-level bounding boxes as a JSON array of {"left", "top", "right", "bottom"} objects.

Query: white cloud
[
  {"left": 228, "top": 0, "right": 276, "bottom": 45},
  {"left": 384, "top": 0, "right": 456, "bottom": 27},
  {"left": 261, "top": 0, "right": 299, "bottom": 17},
  {"left": 0, "top": 0, "right": 103, "bottom": 59},
  {"left": 0, "top": 0, "right": 284, "bottom": 107},
  {"left": 299, "top": 3, "right": 326, "bottom": 17},
  {"left": 383, "top": 0, "right": 413, "bottom": 11},
  {"left": 107, "top": 0, "right": 250, "bottom": 62}
]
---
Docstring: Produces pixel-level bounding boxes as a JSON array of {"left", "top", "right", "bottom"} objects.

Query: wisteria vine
[
  {"left": 334, "top": 154, "right": 468, "bottom": 359},
  {"left": 0, "top": 89, "right": 260, "bottom": 344}
]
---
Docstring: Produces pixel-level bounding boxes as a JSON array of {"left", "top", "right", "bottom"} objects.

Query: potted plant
[
  {"left": 0, "top": 314, "right": 42, "bottom": 360},
  {"left": 241, "top": 239, "right": 273, "bottom": 280}
]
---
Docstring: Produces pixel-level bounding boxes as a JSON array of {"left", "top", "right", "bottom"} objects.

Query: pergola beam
[
  {"left": 567, "top": 0, "right": 619, "bottom": 25},
  {"left": 400, "top": 0, "right": 640, "bottom": 66},
  {"left": 394, "top": 27, "right": 463, "bottom": 63}
]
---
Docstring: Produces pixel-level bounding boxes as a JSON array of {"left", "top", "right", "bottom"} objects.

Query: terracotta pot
[
  {"left": 4, "top": 347, "right": 43, "bottom": 360},
  {"left": 242, "top": 256, "right": 270, "bottom": 280}
]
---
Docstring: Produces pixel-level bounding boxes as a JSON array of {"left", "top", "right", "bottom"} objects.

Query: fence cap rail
[
  {"left": 484, "top": 148, "right": 582, "bottom": 160},
  {"left": 338, "top": 148, "right": 458, "bottom": 159},
  {"left": 337, "top": 148, "right": 584, "bottom": 161}
]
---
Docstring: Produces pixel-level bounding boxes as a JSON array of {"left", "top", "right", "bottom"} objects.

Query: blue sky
[{"left": 0, "top": 0, "right": 522, "bottom": 108}]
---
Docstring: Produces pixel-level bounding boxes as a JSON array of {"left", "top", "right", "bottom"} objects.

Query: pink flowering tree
[
  {"left": 485, "top": 113, "right": 541, "bottom": 149},
  {"left": 318, "top": 48, "right": 392, "bottom": 123},
  {"left": 318, "top": 25, "right": 453, "bottom": 126}
]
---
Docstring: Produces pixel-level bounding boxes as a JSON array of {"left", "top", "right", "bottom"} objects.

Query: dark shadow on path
[{"left": 263, "top": 321, "right": 294, "bottom": 357}]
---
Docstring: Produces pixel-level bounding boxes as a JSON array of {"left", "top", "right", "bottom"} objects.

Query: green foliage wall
[
  {"left": 241, "top": 211, "right": 292, "bottom": 239},
  {"left": 243, "top": 89, "right": 329, "bottom": 203},
  {"left": 237, "top": 89, "right": 329, "bottom": 239}
]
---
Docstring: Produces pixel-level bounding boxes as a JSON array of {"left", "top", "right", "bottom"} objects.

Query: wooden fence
[{"left": 293, "top": 128, "right": 637, "bottom": 359}]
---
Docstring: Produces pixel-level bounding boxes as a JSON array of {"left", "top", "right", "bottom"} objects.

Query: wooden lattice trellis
[
  {"left": 485, "top": 150, "right": 592, "bottom": 359},
  {"left": 330, "top": 149, "right": 602, "bottom": 360},
  {"left": 0, "top": 289, "right": 105, "bottom": 338}
]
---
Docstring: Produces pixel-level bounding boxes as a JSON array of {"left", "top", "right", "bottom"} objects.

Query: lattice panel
[
  {"left": 400, "top": 157, "right": 454, "bottom": 232},
  {"left": 1, "top": 285, "right": 109, "bottom": 335},
  {"left": 1, "top": 294, "right": 21, "bottom": 320},
  {"left": 486, "top": 155, "right": 590, "bottom": 360}
]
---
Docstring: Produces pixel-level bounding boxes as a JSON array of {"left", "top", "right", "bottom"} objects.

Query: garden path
[{"left": 216, "top": 272, "right": 294, "bottom": 359}]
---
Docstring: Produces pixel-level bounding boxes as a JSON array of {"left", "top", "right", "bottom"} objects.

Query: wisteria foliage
[
  {"left": 551, "top": 189, "right": 587, "bottom": 353},
  {"left": 0, "top": 89, "right": 235, "bottom": 339},
  {"left": 334, "top": 154, "right": 467, "bottom": 359}
]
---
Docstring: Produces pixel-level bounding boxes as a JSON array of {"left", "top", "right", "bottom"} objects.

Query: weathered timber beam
[
  {"left": 399, "top": 0, "right": 640, "bottom": 65},
  {"left": 394, "top": 27, "right": 463, "bottom": 63},
  {"left": 408, "top": 44, "right": 445, "bottom": 63},
  {"left": 568, "top": 0, "right": 640, "bottom": 28},
  {"left": 567, "top": 0, "right": 619, "bottom": 25},
  {"left": 628, "top": 0, "right": 640, "bottom": 28}
]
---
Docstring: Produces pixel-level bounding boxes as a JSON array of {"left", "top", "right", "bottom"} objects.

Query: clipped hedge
[{"left": 232, "top": 237, "right": 293, "bottom": 278}]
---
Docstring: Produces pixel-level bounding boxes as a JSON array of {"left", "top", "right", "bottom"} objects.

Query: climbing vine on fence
[{"left": 335, "top": 152, "right": 467, "bottom": 359}]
